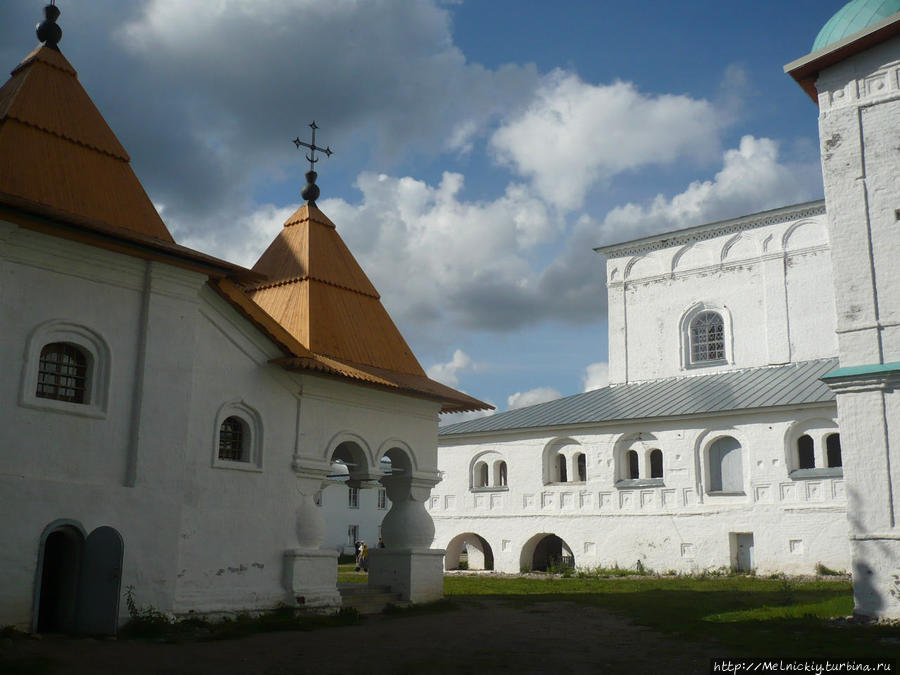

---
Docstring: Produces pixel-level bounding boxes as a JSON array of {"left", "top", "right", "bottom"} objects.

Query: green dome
[{"left": 813, "top": 0, "right": 900, "bottom": 51}]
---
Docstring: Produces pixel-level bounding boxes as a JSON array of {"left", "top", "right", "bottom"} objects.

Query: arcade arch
[{"left": 444, "top": 532, "right": 494, "bottom": 571}]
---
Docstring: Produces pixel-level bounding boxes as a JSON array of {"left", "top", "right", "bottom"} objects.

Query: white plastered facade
[
  {"left": 432, "top": 205, "right": 851, "bottom": 575},
  {"left": 0, "top": 220, "right": 442, "bottom": 630}
]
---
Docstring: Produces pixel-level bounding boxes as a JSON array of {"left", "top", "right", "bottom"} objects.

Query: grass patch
[
  {"left": 444, "top": 575, "right": 898, "bottom": 657},
  {"left": 337, "top": 563, "right": 368, "bottom": 584}
]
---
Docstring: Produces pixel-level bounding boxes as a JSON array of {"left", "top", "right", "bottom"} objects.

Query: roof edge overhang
[
  {"left": 784, "top": 12, "right": 900, "bottom": 103},
  {"left": 211, "top": 278, "right": 492, "bottom": 414},
  {"left": 593, "top": 200, "right": 826, "bottom": 258},
  {"left": 272, "top": 354, "right": 493, "bottom": 414},
  {"left": 0, "top": 193, "right": 262, "bottom": 284},
  {"left": 438, "top": 399, "right": 837, "bottom": 441}
]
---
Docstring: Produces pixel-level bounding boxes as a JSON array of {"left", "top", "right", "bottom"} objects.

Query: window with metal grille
[
  {"left": 377, "top": 488, "right": 386, "bottom": 510},
  {"left": 218, "top": 416, "right": 246, "bottom": 461},
  {"left": 36, "top": 343, "right": 88, "bottom": 403},
  {"left": 690, "top": 311, "right": 725, "bottom": 363}
]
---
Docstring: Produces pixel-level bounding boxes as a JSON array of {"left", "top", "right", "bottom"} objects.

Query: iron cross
[{"left": 293, "top": 121, "right": 333, "bottom": 172}]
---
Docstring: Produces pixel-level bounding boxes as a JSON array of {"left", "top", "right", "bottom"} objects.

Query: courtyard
[{"left": 1, "top": 574, "right": 896, "bottom": 674}]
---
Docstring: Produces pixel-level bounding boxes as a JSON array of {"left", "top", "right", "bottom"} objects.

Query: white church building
[
  {"left": 0, "top": 5, "right": 486, "bottom": 634},
  {"left": 435, "top": 0, "right": 900, "bottom": 620},
  {"left": 434, "top": 201, "right": 849, "bottom": 576}
]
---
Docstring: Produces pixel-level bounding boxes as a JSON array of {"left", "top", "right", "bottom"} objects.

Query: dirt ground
[{"left": 1, "top": 596, "right": 718, "bottom": 674}]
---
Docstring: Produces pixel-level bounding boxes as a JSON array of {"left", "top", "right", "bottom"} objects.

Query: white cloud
[
  {"left": 426, "top": 349, "right": 474, "bottom": 387},
  {"left": 491, "top": 70, "right": 724, "bottom": 211},
  {"left": 108, "top": 0, "right": 538, "bottom": 225},
  {"left": 507, "top": 387, "right": 562, "bottom": 410},
  {"left": 583, "top": 362, "right": 609, "bottom": 392},
  {"left": 598, "top": 135, "right": 823, "bottom": 244},
  {"left": 176, "top": 203, "right": 297, "bottom": 268}
]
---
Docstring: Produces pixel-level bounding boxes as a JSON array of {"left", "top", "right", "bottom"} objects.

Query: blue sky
[{"left": 0, "top": 1, "right": 846, "bottom": 420}]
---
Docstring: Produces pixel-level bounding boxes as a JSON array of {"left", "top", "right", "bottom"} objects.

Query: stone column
[
  {"left": 368, "top": 474, "right": 445, "bottom": 603},
  {"left": 283, "top": 461, "right": 341, "bottom": 610}
]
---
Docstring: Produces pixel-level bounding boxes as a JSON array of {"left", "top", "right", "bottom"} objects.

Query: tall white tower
[{"left": 786, "top": 2, "right": 900, "bottom": 619}]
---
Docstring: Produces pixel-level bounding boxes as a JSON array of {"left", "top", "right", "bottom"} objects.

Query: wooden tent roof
[
  {"left": 0, "top": 46, "right": 174, "bottom": 242},
  {"left": 247, "top": 204, "right": 424, "bottom": 376},
  {"left": 243, "top": 204, "right": 490, "bottom": 413}
]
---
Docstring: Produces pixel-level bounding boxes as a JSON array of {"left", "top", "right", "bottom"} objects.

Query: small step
[{"left": 337, "top": 584, "right": 408, "bottom": 614}]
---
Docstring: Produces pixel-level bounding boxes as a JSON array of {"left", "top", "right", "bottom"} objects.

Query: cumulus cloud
[
  {"left": 315, "top": 171, "right": 608, "bottom": 343},
  {"left": 426, "top": 349, "right": 474, "bottom": 388},
  {"left": 583, "top": 362, "right": 609, "bottom": 392},
  {"left": 108, "top": 0, "right": 537, "bottom": 222},
  {"left": 507, "top": 387, "right": 562, "bottom": 410},
  {"left": 597, "top": 135, "right": 823, "bottom": 245},
  {"left": 490, "top": 70, "right": 724, "bottom": 211}
]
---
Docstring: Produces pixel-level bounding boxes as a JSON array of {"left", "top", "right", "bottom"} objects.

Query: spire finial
[
  {"left": 36, "top": 2, "right": 62, "bottom": 50},
  {"left": 293, "top": 121, "right": 333, "bottom": 207}
]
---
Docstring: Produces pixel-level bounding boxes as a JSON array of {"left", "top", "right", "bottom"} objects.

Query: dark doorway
[
  {"left": 36, "top": 523, "right": 124, "bottom": 635},
  {"left": 532, "top": 534, "right": 573, "bottom": 571},
  {"left": 37, "top": 526, "right": 84, "bottom": 633}
]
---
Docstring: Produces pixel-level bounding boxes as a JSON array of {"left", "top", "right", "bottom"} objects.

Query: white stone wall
[
  {"left": 605, "top": 206, "right": 837, "bottom": 384},
  {"left": 433, "top": 407, "right": 849, "bottom": 575},
  {"left": 0, "top": 220, "right": 441, "bottom": 628},
  {"left": 815, "top": 34, "right": 900, "bottom": 618}
]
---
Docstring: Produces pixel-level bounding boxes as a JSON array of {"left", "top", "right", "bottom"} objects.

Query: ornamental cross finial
[
  {"left": 292, "top": 122, "right": 333, "bottom": 206},
  {"left": 293, "top": 121, "right": 333, "bottom": 173}
]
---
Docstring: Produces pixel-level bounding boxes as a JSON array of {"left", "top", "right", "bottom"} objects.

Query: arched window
[
  {"left": 36, "top": 343, "right": 89, "bottom": 404},
  {"left": 708, "top": 436, "right": 744, "bottom": 494},
  {"left": 218, "top": 416, "right": 247, "bottom": 461},
  {"left": 690, "top": 312, "right": 725, "bottom": 363},
  {"left": 826, "top": 434, "right": 842, "bottom": 468},
  {"left": 212, "top": 401, "right": 263, "bottom": 470},
  {"left": 474, "top": 461, "right": 489, "bottom": 488},
  {"left": 557, "top": 454, "right": 568, "bottom": 482},
  {"left": 626, "top": 450, "right": 639, "bottom": 480},
  {"left": 576, "top": 453, "right": 586, "bottom": 482},
  {"left": 797, "top": 435, "right": 815, "bottom": 469},
  {"left": 496, "top": 461, "right": 508, "bottom": 487},
  {"left": 649, "top": 449, "right": 663, "bottom": 479}
]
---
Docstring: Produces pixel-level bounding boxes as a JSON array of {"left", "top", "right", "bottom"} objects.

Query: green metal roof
[{"left": 813, "top": 0, "right": 900, "bottom": 51}]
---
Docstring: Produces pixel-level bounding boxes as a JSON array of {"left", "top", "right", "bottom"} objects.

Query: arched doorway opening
[
  {"left": 520, "top": 533, "right": 575, "bottom": 572},
  {"left": 444, "top": 532, "right": 494, "bottom": 571},
  {"left": 36, "top": 524, "right": 84, "bottom": 633},
  {"left": 35, "top": 522, "right": 124, "bottom": 634}
]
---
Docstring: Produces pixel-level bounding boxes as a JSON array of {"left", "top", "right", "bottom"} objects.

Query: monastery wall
[{"left": 433, "top": 405, "right": 849, "bottom": 575}]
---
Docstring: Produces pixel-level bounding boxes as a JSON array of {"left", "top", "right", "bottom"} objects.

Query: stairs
[{"left": 338, "top": 583, "right": 408, "bottom": 614}]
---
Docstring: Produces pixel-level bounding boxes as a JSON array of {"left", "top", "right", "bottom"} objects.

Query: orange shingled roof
[
  {"left": 247, "top": 204, "right": 426, "bottom": 376},
  {"left": 214, "top": 278, "right": 489, "bottom": 413},
  {"left": 0, "top": 45, "right": 174, "bottom": 242}
]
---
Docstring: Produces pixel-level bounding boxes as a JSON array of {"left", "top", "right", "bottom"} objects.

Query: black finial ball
[
  {"left": 302, "top": 183, "right": 320, "bottom": 203},
  {"left": 36, "top": 5, "right": 62, "bottom": 49},
  {"left": 302, "top": 170, "right": 320, "bottom": 203}
]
